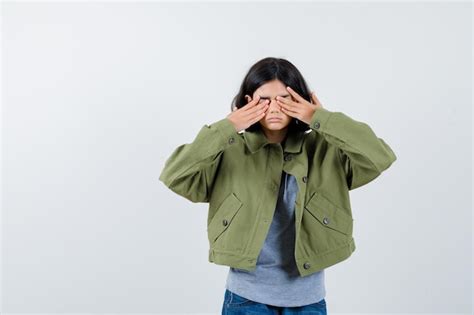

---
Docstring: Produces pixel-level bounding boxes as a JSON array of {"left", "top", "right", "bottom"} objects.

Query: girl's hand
[
  {"left": 276, "top": 86, "right": 324, "bottom": 125},
  {"left": 227, "top": 95, "right": 270, "bottom": 132}
]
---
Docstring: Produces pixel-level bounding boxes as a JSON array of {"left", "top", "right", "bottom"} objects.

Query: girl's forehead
[
  {"left": 253, "top": 89, "right": 291, "bottom": 98},
  {"left": 253, "top": 81, "right": 295, "bottom": 99},
  {"left": 254, "top": 80, "right": 287, "bottom": 95}
]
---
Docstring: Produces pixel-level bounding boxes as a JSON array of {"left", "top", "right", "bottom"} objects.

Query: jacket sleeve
[
  {"left": 158, "top": 117, "right": 240, "bottom": 203},
  {"left": 309, "top": 107, "right": 397, "bottom": 190}
]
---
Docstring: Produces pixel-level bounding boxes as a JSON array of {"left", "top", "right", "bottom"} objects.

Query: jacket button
[
  {"left": 303, "top": 262, "right": 311, "bottom": 269},
  {"left": 302, "top": 176, "right": 308, "bottom": 183},
  {"left": 228, "top": 137, "right": 235, "bottom": 144},
  {"left": 284, "top": 154, "right": 292, "bottom": 161},
  {"left": 313, "top": 121, "right": 320, "bottom": 129},
  {"left": 222, "top": 219, "right": 228, "bottom": 226},
  {"left": 323, "top": 217, "right": 329, "bottom": 225}
]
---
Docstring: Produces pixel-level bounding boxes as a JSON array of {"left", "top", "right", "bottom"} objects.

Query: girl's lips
[{"left": 267, "top": 118, "right": 283, "bottom": 122}]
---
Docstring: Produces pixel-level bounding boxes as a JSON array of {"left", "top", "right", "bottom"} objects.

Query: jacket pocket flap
[
  {"left": 304, "top": 192, "right": 353, "bottom": 235},
  {"left": 207, "top": 192, "right": 243, "bottom": 243}
]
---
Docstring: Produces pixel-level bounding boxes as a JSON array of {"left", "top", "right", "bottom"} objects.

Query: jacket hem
[
  {"left": 208, "top": 248, "right": 257, "bottom": 271},
  {"left": 296, "top": 237, "right": 356, "bottom": 277},
  {"left": 208, "top": 237, "right": 356, "bottom": 276}
]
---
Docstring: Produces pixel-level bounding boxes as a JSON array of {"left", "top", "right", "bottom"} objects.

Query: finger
[
  {"left": 243, "top": 94, "right": 261, "bottom": 111},
  {"left": 311, "top": 91, "right": 320, "bottom": 105},
  {"left": 310, "top": 91, "right": 316, "bottom": 104},
  {"left": 280, "top": 104, "right": 301, "bottom": 118},
  {"left": 276, "top": 98, "right": 299, "bottom": 111},
  {"left": 275, "top": 95, "right": 290, "bottom": 104},
  {"left": 286, "top": 86, "right": 306, "bottom": 103},
  {"left": 248, "top": 104, "right": 269, "bottom": 124},
  {"left": 250, "top": 111, "right": 267, "bottom": 125},
  {"left": 245, "top": 94, "right": 254, "bottom": 103},
  {"left": 245, "top": 100, "right": 269, "bottom": 117}
]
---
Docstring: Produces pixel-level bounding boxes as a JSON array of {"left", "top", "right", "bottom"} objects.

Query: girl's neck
[{"left": 262, "top": 126, "right": 289, "bottom": 144}]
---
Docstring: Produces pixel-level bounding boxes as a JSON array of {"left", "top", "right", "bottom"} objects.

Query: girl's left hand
[{"left": 276, "top": 86, "right": 324, "bottom": 125}]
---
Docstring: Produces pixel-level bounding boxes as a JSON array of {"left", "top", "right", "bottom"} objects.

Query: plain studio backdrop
[{"left": 1, "top": 1, "right": 472, "bottom": 314}]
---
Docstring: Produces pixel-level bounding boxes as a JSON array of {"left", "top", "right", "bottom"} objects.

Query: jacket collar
[{"left": 243, "top": 127, "right": 306, "bottom": 154}]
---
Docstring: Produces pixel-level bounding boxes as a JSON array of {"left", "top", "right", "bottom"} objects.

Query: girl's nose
[{"left": 268, "top": 100, "right": 281, "bottom": 112}]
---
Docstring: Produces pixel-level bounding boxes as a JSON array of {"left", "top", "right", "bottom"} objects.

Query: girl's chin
[
  {"left": 263, "top": 125, "right": 288, "bottom": 131},
  {"left": 259, "top": 121, "right": 289, "bottom": 130}
]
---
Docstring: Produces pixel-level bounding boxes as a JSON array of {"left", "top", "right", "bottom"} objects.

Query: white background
[{"left": 2, "top": 1, "right": 472, "bottom": 314}]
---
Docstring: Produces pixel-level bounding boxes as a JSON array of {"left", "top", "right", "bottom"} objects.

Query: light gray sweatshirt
[{"left": 225, "top": 171, "right": 326, "bottom": 307}]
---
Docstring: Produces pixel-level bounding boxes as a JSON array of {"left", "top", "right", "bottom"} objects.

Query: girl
[{"left": 159, "top": 57, "right": 397, "bottom": 315}]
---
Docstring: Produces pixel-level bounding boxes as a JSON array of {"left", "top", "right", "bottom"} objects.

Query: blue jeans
[{"left": 221, "top": 289, "right": 327, "bottom": 315}]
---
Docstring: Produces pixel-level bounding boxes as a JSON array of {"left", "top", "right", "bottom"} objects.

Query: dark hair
[{"left": 230, "top": 57, "right": 313, "bottom": 133}]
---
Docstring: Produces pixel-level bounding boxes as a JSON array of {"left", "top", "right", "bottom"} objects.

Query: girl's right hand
[{"left": 226, "top": 95, "right": 270, "bottom": 132}]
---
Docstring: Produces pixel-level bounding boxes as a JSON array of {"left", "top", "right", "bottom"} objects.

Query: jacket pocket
[
  {"left": 304, "top": 192, "right": 353, "bottom": 236},
  {"left": 207, "top": 192, "right": 243, "bottom": 244}
]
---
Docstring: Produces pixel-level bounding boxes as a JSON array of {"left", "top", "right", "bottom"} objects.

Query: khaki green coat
[{"left": 159, "top": 107, "right": 397, "bottom": 277}]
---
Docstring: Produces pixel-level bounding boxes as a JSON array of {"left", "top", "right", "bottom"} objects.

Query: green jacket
[{"left": 159, "top": 107, "right": 397, "bottom": 277}]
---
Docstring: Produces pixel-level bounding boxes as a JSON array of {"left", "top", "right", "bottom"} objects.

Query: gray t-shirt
[{"left": 225, "top": 171, "right": 326, "bottom": 307}]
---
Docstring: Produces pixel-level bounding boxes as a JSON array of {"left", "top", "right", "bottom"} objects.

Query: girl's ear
[{"left": 245, "top": 94, "right": 252, "bottom": 102}]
